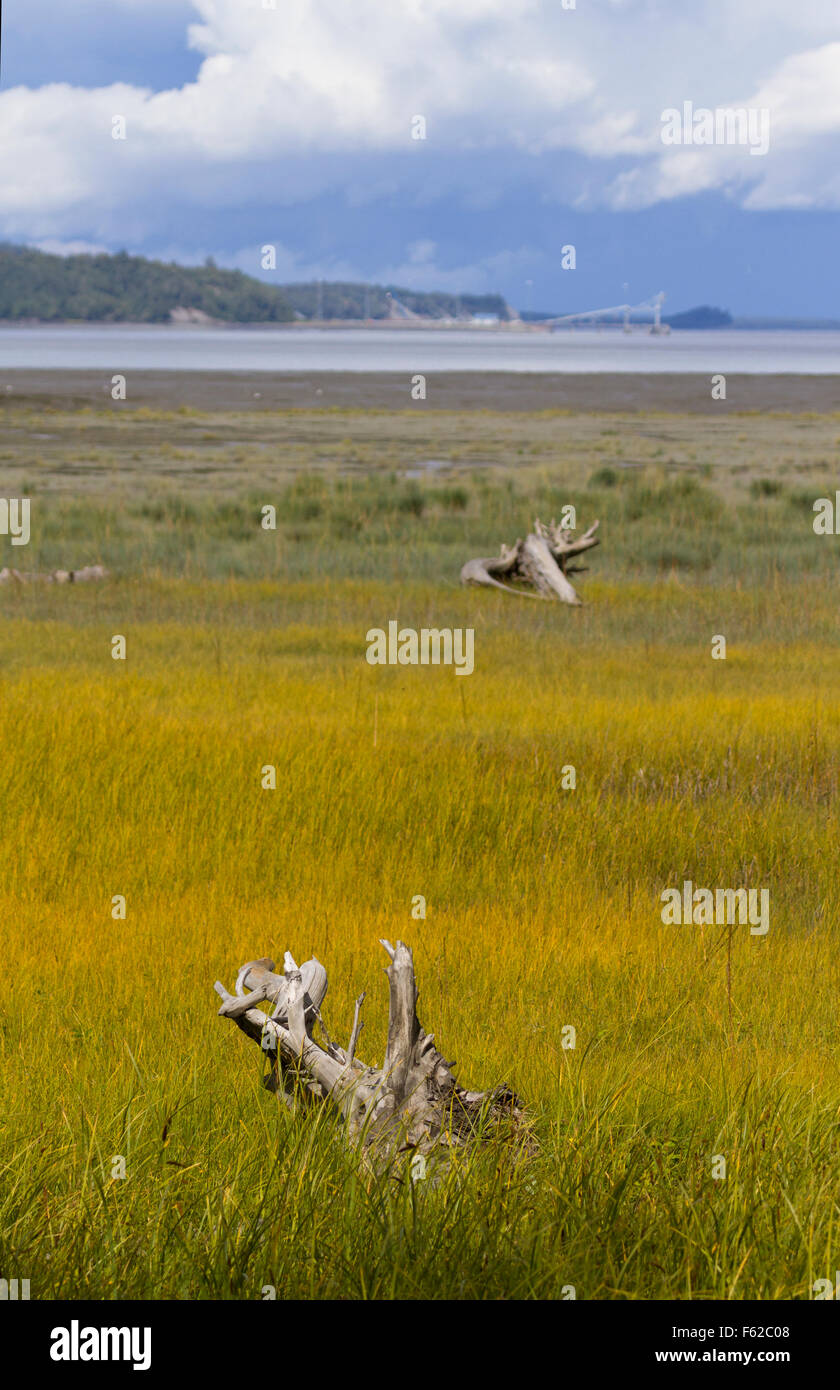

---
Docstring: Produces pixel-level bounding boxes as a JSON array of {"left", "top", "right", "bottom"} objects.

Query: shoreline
[
  {"left": 1, "top": 369, "right": 838, "bottom": 414},
  {"left": 3, "top": 320, "right": 840, "bottom": 332}
]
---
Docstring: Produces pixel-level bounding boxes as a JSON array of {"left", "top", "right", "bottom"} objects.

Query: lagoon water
[{"left": 1, "top": 324, "right": 839, "bottom": 374}]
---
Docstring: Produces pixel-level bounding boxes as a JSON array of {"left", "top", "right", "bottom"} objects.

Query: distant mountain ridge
[{"left": 664, "top": 306, "right": 732, "bottom": 329}]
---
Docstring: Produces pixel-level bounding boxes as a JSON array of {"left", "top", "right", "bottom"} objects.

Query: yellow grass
[{"left": 1, "top": 578, "right": 839, "bottom": 1298}]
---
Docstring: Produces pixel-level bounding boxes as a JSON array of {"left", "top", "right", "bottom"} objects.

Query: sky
[{"left": 1, "top": 0, "right": 839, "bottom": 316}]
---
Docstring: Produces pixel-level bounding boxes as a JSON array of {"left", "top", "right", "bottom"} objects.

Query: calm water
[{"left": 1, "top": 325, "right": 839, "bottom": 374}]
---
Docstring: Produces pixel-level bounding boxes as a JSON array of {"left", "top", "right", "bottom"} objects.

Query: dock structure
[{"left": 543, "top": 291, "right": 670, "bottom": 334}]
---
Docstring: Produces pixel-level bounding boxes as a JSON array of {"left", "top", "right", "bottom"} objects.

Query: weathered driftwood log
[
  {"left": 461, "top": 517, "right": 599, "bottom": 604},
  {"left": 0, "top": 564, "right": 108, "bottom": 585},
  {"left": 214, "top": 941, "right": 523, "bottom": 1159}
]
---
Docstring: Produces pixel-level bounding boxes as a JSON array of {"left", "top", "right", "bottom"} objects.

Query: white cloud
[
  {"left": 209, "top": 235, "right": 540, "bottom": 297},
  {"left": 0, "top": 0, "right": 839, "bottom": 245},
  {"left": 600, "top": 40, "right": 840, "bottom": 210},
  {"left": 34, "top": 238, "right": 110, "bottom": 256},
  {"left": 367, "top": 242, "right": 541, "bottom": 294}
]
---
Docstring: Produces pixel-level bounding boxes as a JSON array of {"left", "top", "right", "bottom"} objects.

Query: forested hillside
[
  {"left": 0, "top": 245, "right": 296, "bottom": 322},
  {"left": 0, "top": 245, "right": 512, "bottom": 323}
]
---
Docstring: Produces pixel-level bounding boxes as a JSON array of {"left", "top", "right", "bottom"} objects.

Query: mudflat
[{"left": 1, "top": 368, "right": 838, "bottom": 414}]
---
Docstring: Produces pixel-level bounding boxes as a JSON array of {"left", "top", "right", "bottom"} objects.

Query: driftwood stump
[
  {"left": 214, "top": 941, "right": 523, "bottom": 1160},
  {"left": 461, "top": 517, "right": 599, "bottom": 604},
  {"left": 0, "top": 564, "right": 108, "bottom": 586}
]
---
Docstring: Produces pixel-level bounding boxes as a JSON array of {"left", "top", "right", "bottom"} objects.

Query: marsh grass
[
  {"left": 9, "top": 459, "right": 839, "bottom": 589},
  {"left": 1, "top": 404, "right": 839, "bottom": 1299}
]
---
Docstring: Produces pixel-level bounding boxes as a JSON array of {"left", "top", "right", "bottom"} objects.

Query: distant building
[{"left": 471, "top": 313, "right": 500, "bottom": 325}]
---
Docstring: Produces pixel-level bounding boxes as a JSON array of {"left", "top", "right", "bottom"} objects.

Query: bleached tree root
[
  {"left": 0, "top": 564, "right": 108, "bottom": 585},
  {"left": 461, "top": 518, "right": 599, "bottom": 604},
  {"left": 214, "top": 942, "right": 525, "bottom": 1160}
]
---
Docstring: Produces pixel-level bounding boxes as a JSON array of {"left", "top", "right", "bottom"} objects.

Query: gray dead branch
[
  {"left": 0, "top": 564, "right": 108, "bottom": 585},
  {"left": 214, "top": 942, "right": 524, "bottom": 1159},
  {"left": 461, "top": 518, "right": 599, "bottom": 604}
]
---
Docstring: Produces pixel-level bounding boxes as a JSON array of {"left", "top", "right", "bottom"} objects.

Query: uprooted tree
[
  {"left": 214, "top": 941, "right": 523, "bottom": 1160},
  {"left": 461, "top": 517, "right": 600, "bottom": 604}
]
